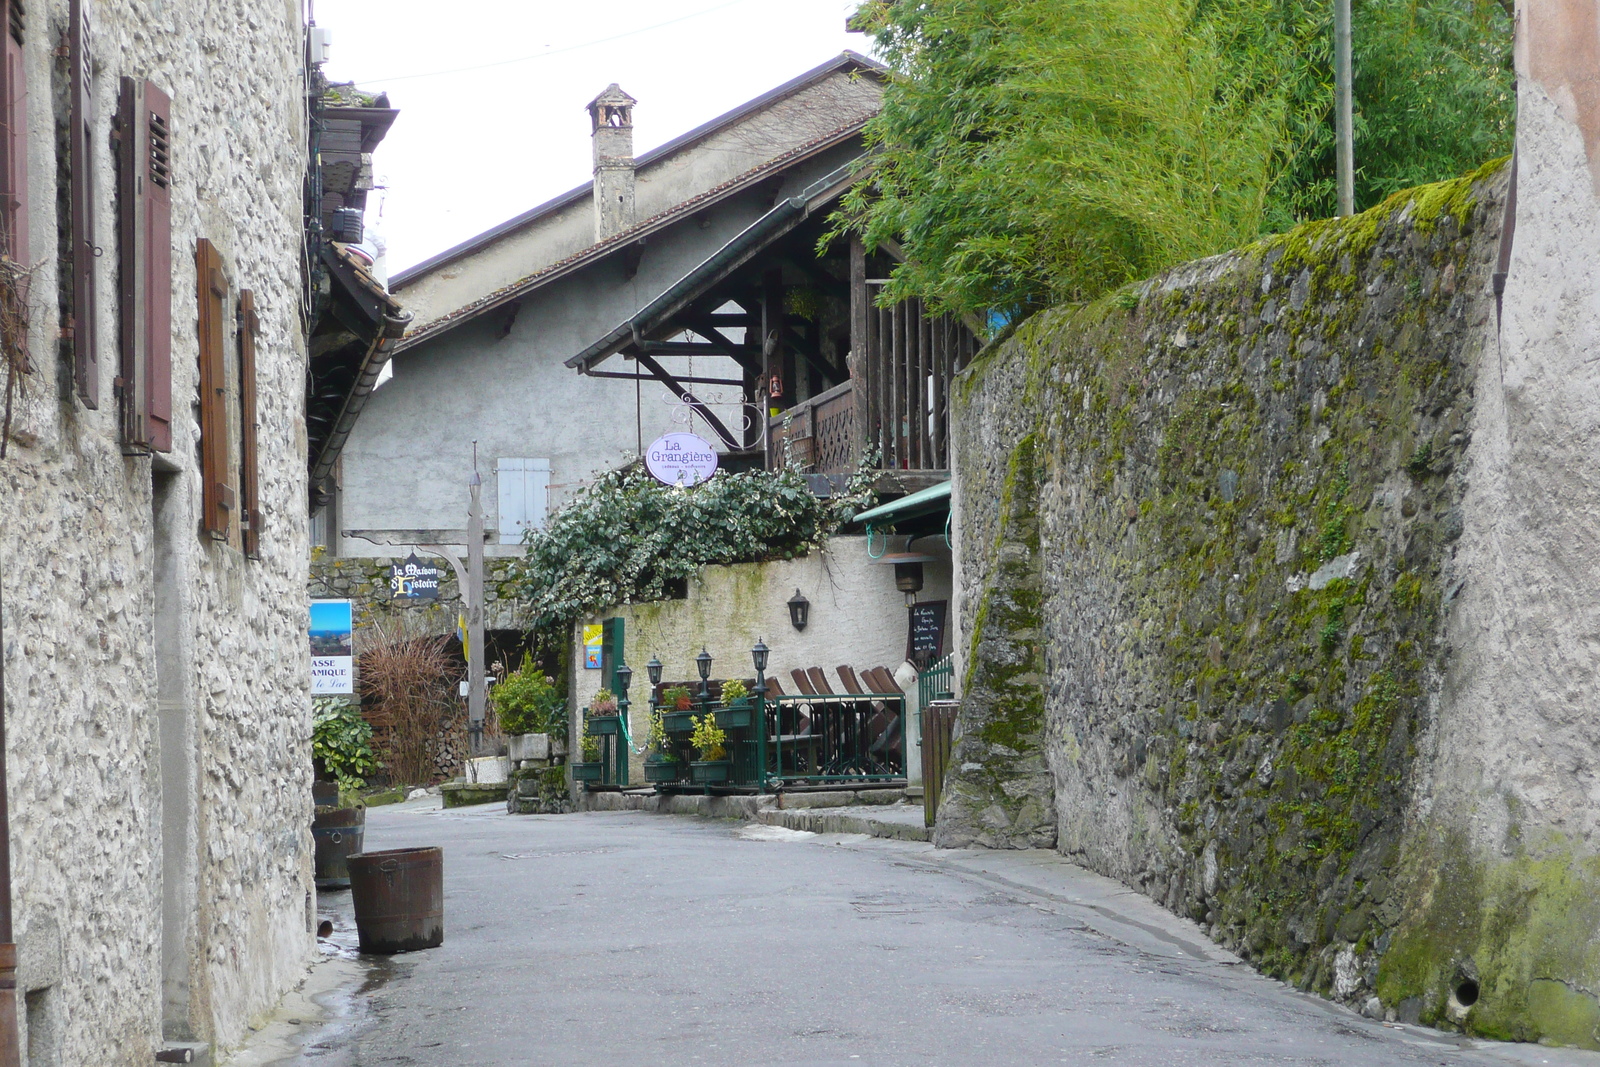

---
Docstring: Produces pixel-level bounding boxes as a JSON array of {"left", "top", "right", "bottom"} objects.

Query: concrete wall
[
  {"left": 571, "top": 535, "right": 953, "bottom": 778},
  {"left": 0, "top": 0, "right": 313, "bottom": 1061},
  {"left": 336, "top": 142, "right": 863, "bottom": 558},
  {"left": 393, "top": 66, "right": 883, "bottom": 336}
]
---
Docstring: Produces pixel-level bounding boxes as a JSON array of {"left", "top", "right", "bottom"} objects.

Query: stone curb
[
  {"left": 575, "top": 790, "right": 931, "bottom": 842},
  {"left": 752, "top": 806, "right": 931, "bottom": 842}
]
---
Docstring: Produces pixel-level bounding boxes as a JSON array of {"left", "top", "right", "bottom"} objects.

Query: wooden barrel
[
  {"left": 348, "top": 846, "right": 444, "bottom": 954},
  {"left": 311, "top": 779, "right": 340, "bottom": 807},
  {"left": 312, "top": 806, "right": 365, "bottom": 889}
]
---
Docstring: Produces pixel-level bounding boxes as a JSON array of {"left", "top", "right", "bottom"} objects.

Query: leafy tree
[{"left": 840, "top": 0, "right": 1512, "bottom": 316}]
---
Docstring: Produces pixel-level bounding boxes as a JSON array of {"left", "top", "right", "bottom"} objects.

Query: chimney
[{"left": 588, "top": 84, "right": 638, "bottom": 242}]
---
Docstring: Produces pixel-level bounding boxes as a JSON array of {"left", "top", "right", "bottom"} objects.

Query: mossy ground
[{"left": 952, "top": 161, "right": 1557, "bottom": 1032}]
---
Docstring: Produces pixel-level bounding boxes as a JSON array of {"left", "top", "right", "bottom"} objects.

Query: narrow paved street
[{"left": 266, "top": 801, "right": 1599, "bottom": 1067}]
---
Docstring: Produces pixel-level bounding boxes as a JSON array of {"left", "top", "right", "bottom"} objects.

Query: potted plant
[
  {"left": 689, "top": 714, "right": 731, "bottom": 784},
  {"left": 586, "top": 688, "right": 622, "bottom": 734},
  {"left": 660, "top": 685, "right": 696, "bottom": 732},
  {"left": 642, "top": 709, "right": 680, "bottom": 784},
  {"left": 714, "top": 678, "right": 754, "bottom": 729},
  {"left": 491, "top": 654, "right": 565, "bottom": 763},
  {"left": 572, "top": 733, "right": 604, "bottom": 783}
]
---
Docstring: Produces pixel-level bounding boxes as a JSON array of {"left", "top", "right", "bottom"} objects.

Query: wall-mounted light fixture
[{"left": 787, "top": 589, "right": 810, "bottom": 631}]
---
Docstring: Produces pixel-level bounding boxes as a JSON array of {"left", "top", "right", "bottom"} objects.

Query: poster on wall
[
  {"left": 582, "top": 623, "right": 603, "bottom": 669},
  {"left": 311, "top": 599, "right": 354, "bottom": 694}
]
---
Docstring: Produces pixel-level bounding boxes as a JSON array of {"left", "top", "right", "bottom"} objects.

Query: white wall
[{"left": 571, "top": 535, "right": 953, "bottom": 781}]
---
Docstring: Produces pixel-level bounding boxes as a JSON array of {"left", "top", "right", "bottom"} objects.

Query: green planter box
[
  {"left": 643, "top": 759, "right": 682, "bottom": 783},
  {"left": 690, "top": 760, "right": 732, "bottom": 784},
  {"left": 661, "top": 710, "right": 697, "bottom": 733},
  {"left": 587, "top": 714, "right": 622, "bottom": 736},
  {"left": 714, "top": 704, "right": 753, "bottom": 729},
  {"left": 571, "top": 762, "right": 604, "bottom": 783}
]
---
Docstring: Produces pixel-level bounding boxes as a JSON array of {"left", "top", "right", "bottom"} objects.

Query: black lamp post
[
  {"left": 787, "top": 589, "right": 810, "bottom": 631},
  {"left": 696, "top": 647, "right": 713, "bottom": 707},
  {"left": 751, "top": 638, "right": 770, "bottom": 701},
  {"left": 615, "top": 661, "right": 632, "bottom": 717},
  {"left": 646, "top": 656, "right": 663, "bottom": 710}
]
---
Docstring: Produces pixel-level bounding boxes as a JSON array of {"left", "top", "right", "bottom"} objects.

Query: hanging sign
[
  {"left": 310, "top": 599, "right": 355, "bottom": 695},
  {"left": 644, "top": 431, "right": 719, "bottom": 487},
  {"left": 389, "top": 552, "right": 441, "bottom": 600}
]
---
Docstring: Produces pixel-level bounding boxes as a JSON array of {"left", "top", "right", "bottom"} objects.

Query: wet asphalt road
[{"left": 299, "top": 802, "right": 1593, "bottom": 1067}]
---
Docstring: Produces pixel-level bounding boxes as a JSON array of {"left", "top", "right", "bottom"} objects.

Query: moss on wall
[{"left": 951, "top": 160, "right": 1571, "bottom": 1034}]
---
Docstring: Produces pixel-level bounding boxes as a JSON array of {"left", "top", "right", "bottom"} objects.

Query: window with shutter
[
  {"left": 496, "top": 457, "right": 549, "bottom": 544},
  {"left": 68, "top": 0, "right": 96, "bottom": 408},
  {"left": 0, "top": 0, "right": 27, "bottom": 265},
  {"left": 117, "top": 77, "right": 172, "bottom": 452},
  {"left": 237, "top": 289, "right": 260, "bottom": 559},
  {"left": 196, "top": 238, "right": 231, "bottom": 539}
]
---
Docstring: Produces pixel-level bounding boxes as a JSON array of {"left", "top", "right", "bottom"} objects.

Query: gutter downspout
[{"left": 0, "top": 570, "right": 20, "bottom": 1067}]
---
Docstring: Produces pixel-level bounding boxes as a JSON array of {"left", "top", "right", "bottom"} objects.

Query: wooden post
[
  {"left": 848, "top": 237, "right": 870, "bottom": 465},
  {"left": 762, "top": 270, "right": 786, "bottom": 468}
]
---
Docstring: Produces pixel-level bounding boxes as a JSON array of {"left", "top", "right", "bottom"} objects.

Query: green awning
[{"left": 853, "top": 480, "right": 951, "bottom": 527}]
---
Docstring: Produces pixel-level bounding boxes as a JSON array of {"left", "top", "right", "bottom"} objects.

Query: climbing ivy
[{"left": 512, "top": 463, "right": 876, "bottom": 626}]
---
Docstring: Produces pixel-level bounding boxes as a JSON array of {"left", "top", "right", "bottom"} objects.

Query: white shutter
[{"left": 497, "top": 458, "right": 550, "bottom": 544}]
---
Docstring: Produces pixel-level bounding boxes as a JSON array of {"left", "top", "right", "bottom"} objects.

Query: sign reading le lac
[
  {"left": 645, "top": 432, "right": 718, "bottom": 487},
  {"left": 389, "top": 552, "right": 441, "bottom": 600}
]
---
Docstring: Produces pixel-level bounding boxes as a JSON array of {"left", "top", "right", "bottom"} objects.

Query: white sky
[{"left": 310, "top": 0, "right": 872, "bottom": 273}]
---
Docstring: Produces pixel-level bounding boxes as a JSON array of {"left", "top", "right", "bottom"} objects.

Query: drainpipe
[{"left": 0, "top": 570, "right": 20, "bottom": 1067}]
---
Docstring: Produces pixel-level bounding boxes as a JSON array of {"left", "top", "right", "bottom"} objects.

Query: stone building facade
[
  {"left": 0, "top": 0, "right": 316, "bottom": 1061},
  {"left": 946, "top": 5, "right": 1600, "bottom": 1043}
]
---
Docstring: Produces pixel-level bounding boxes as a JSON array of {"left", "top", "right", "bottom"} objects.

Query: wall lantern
[{"left": 787, "top": 589, "right": 810, "bottom": 631}]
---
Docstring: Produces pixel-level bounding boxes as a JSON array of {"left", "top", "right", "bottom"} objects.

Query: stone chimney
[{"left": 588, "top": 84, "right": 638, "bottom": 242}]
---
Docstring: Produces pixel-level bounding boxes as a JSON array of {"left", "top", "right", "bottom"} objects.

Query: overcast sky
[{"left": 310, "top": 0, "right": 871, "bottom": 273}]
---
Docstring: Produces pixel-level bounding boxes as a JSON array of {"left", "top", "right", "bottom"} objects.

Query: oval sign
[{"left": 645, "top": 431, "right": 719, "bottom": 487}]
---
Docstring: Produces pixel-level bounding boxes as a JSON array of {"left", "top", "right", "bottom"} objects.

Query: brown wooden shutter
[
  {"left": 117, "top": 77, "right": 172, "bottom": 451},
  {"left": 196, "top": 238, "right": 230, "bottom": 538},
  {"left": 68, "top": 0, "right": 96, "bottom": 407},
  {"left": 0, "top": 0, "right": 28, "bottom": 264},
  {"left": 237, "top": 289, "right": 260, "bottom": 559}
]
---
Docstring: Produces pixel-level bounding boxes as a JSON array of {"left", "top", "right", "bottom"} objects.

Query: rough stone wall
[
  {"left": 310, "top": 554, "right": 526, "bottom": 633},
  {"left": 0, "top": 0, "right": 312, "bottom": 1061},
  {"left": 951, "top": 162, "right": 1543, "bottom": 1031}
]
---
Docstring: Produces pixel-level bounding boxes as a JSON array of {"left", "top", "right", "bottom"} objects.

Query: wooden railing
[{"left": 769, "top": 380, "right": 857, "bottom": 474}]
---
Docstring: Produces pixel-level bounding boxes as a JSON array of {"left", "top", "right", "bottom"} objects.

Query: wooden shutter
[
  {"left": 196, "top": 238, "right": 230, "bottom": 538},
  {"left": 0, "top": 0, "right": 27, "bottom": 264},
  {"left": 117, "top": 77, "right": 172, "bottom": 451},
  {"left": 237, "top": 290, "right": 260, "bottom": 559},
  {"left": 68, "top": 0, "right": 95, "bottom": 407}
]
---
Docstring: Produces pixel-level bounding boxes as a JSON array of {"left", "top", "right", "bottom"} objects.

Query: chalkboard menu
[{"left": 907, "top": 600, "right": 948, "bottom": 665}]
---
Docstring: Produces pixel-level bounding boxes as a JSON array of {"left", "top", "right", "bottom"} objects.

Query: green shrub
[
  {"left": 719, "top": 679, "right": 750, "bottom": 704},
  {"left": 690, "top": 715, "right": 728, "bottom": 762},
  {"left": 312, "top": 697, "right": 376, "bottom": 793},
  {"left": 492, "top": 654, "right": 565, "bottom": 735}
]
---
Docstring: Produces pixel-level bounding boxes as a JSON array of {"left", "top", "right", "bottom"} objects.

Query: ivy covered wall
[{"left": 947, "top": 160, "right": 1600, "bottom": 1043}]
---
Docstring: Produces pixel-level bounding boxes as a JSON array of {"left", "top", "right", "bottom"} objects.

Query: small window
[{"left": 496, "top": 458, "right": 549, "bottom": 545}]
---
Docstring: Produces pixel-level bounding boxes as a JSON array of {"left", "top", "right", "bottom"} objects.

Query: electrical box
[{"left": 308, "top": 26, "right": 332, "bottom": 66}]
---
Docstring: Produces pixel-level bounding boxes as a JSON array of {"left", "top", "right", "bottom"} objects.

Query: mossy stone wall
[{"left": 949, "top": 161, "right": 1579, "bottom": 1034}]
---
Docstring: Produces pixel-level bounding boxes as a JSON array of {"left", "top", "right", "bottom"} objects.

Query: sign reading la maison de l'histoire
[
  {"left": 389, "top": 553, "right": 441, "bottom": 599},
  {"left": 310, "top": 599, "right": 354, "bottom": 695},
  {"left": 644, "top": 432, "right": 718, "bottom": 487}
]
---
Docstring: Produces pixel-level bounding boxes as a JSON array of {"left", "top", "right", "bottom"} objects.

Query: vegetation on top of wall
[
  {"left": 511, "top": 463, "right": 875, "bottom": 626},
  {"left": 836, "top": 0, "right": 1511, "bottom": 318},
  {"left": 955, "top": 163, "right": 1519, "bottom": 1032}
]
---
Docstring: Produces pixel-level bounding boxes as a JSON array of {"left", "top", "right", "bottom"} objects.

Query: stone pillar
[{"left": 587, "top": 83, "right": 638, "bottom": 243}]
